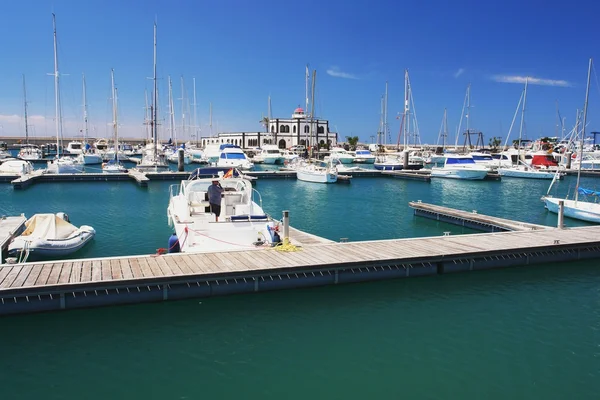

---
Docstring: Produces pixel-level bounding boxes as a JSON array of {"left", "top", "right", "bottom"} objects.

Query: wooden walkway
[
  {"left": 0, "top": 216, "right": 26, "bottom": 262},
  {"left": 409, "top": 201, "right": 550, "bottom": 232},
  {"left": 1, "top": 222, "right": 600, "bottom": 315}
]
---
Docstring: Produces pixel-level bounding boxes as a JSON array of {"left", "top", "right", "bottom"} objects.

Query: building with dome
[{"left": 198, "top": 107, "right": 338, "bottom": 150}]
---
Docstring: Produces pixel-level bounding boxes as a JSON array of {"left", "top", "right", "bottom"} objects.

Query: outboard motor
[
  {"left": 56, "top": 212, "right": 70, "bottom": 222},
  {"left": 168, "top": 233, "right": 180, "bottom": 253}
]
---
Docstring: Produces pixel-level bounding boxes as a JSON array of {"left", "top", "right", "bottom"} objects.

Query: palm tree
[{"left": 260, "top": 116, "right": 270, "bottom": 133}]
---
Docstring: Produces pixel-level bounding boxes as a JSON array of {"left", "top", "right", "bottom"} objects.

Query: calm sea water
[{"left": 1, "top": 163, "right": 599, "bottom": 399}]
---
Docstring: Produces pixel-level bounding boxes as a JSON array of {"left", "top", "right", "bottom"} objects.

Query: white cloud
[
  {"left": 326, "top": 66, "right": 359, "bottom": 80},
  {"left": 454, "top": 68, "right": 465, "bottom": 78},
  {"left": 491, "top": 75, "right": 571, "bottom": 87}
]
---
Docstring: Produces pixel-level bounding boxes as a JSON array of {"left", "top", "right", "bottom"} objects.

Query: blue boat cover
[{"left": 578, "top": 187, "right": 600, "bottom": 196}]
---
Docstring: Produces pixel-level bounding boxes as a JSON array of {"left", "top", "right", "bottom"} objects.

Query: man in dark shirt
[{"left": 207, "top": 179, "right": 224, "bottom": 222}]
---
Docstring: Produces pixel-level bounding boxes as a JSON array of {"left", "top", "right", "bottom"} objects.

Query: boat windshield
[
  {"left": 446, "top": 157, "right": 476, "bottom": 165},
  {"left": 223, "top": 153, "right": 246, "bottom": 159},
  {"left": 356, "top": 150, "right": 371, "bottom": 155},
  {"left": 471, "top": 154, "right": 493, "bottom": 161}
]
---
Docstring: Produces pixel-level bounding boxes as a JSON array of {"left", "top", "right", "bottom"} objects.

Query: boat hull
[
  {"left": 544, "top": 197, "right": 600, "bottom": 223},
  {"left": 498, "top": 168, "right": 556, "bottom": 179},
  {"left": 374, "top": 163, "right": 402, "bottom": 171},
  {"left": 430, "top": 168, "right": 488, "bottom": 180},
  {"left": 8, "top": 227, "right": 95, "bottom": 258},
  {"left": 296, "top": 170, "right": 337, "bottom": 183}
]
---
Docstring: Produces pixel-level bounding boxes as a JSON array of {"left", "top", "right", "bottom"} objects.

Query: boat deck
[{"left": 0, "top": 216, "right": 27, "bottom": 263}]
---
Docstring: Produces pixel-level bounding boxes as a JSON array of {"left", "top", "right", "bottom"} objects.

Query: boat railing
[
  {"left": 168, "top": 184, "right": 180, "bottom": 200},
  {"left": 251, "top": 188, "right": 263, "bottom": 212}
]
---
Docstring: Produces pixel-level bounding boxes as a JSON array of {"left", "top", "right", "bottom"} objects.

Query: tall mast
[
  {"left": 168, "top": 76, "right": 175, "bottom": 144},
  {"left": 403, "top": 70, "right": 410, "bottom": 148},
  {"left": 23, "top": 74, "right": 29, "bottom": 144},
  {"left": 111, "top": 69, "right": 118, "bottom": 161},
  {"left": 384, "top": 81, "right": 388, "bottom": 145},
  {"left": 144, "top": 88, "right": 151, "bottom": 141},
  {"left": 52, "top": 13, "right": 61, "bottom": 157},
  {"left": 82, "top": 73, "right": 88, "bottom": 146},
  {"left": 443, "top": 108, "right": 447, "bottom": 150},
  {"left": 576, "top": 58, "right": 593, "bottom": 202},
  {"left": 152, "top": 21, "right": 158, "bottom": 161},
  {"left": 180, "top": 76, "right": 186, "bottom": 143},
  {"left": 310, "top": 70, "right": 316, "bottom": 153},
  {"left": 192, "top": 77, "right": 198, "bottom": 146},
  {"left": 466, "top": 83, "right": 471, "bottom": 143},
  {"left": 517, "top": 78, "right": 528, "bottom": 163},
  {"left": 305, "top": 64, "right": 309, "bottom": 117}
]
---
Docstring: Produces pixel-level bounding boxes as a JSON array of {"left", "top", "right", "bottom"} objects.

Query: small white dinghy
[{"left": 8, "top": 213, "right": 95, "bottom": 261}]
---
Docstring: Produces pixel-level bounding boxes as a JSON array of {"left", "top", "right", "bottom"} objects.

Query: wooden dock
[
  {"left": 1, "top": 218, "right": 600, "bottom": 315},
  {"left": 409, "top": 201, "right": 550, "bottom": 232},
  {"left": 0, "top": 216, "right": 26, "bottom": 264}
]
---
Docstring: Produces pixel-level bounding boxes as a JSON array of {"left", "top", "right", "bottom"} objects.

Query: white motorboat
[
  {"left": 46, "top": 157, "right": 83, "bottom": 174},
  {"left": 324, "top": 158, "right": 361, "bottom": 172},
  {"left": 430, "top": 154, "right": 489, "bottom": 180},
  {"left": 353, "top": 149, "right": 376, "bottom": 164},
  {"left": 167, "top": 171, "right": 277, "bottom": 253},
  {"left": 543, "top": 194, "right": 600, "bottom": 223},
  {"left": 216, "top": 144, "right": 254, "bottom": 170},
  {"left": 167, "top": 148, "right": 192, "bottom": 165},
  {"left": 8, "top": 213, "right": 95, "bottom": 261},
  {"left": 324, "top": 147, "right": 355, "bottom": 164},
  {"left": 18, "top": 144, "right": 43, "bottom": 161},
  {"left": 374, "top": 154, "right": 403, "bottom": 171},
  {"left": 292, "top": 159, "right": 337, "bottom": 183},
  {"left": 0, "top": 158, "right": 33, "bottom": 175},
  {"left": 497, "top": 165, "right": 557, "bottom": 179},
  {"left": 76, "top": 152, "right": 103, "bottom": 165},
  {"left": 253, "top": 145, "right": 285, "bottom": 165},
  {"left": 65, "top": 141, "right": 84, "bottom": 155}
]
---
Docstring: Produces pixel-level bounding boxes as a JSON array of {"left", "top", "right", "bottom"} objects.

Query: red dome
[{"left": 294, "top": 107, "right": 304, "bottom": 113}]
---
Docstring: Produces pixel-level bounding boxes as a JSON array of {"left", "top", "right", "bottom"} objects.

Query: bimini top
[{"left": 219, "top": 144, "right": 241, "bottom": 151}]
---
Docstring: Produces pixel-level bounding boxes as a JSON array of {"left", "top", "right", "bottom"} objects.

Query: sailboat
[
  {"left": 46, "top": 13, "right": 83, "bottom": 174},
  {"left": 103, "top": 69, "right": 127, "bottom": 173},
  {"left": 166, "top": 76, "right": 192, "bottom": 165},
  {"left": 497, "top": 79, "right": 557, "bottom": 180},
  {"left": 137, "top": 22, "right": 170, "bottom": 172},
  {"left": 294, "top": 68, "right": 337, "bottom": 184},
  {"left": 18, "top": 75, "right": 43, "bottom": 161},
  {"left": 76, "top": 74, "right": 103, "bottom": 165},
  {"left": 543, "top": 58, "right": 600, "bottom": 223}
]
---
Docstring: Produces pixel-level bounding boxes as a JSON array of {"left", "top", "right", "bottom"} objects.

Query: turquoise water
[{"left": 1, "top": 168, "right": 599, "bottom": 399}]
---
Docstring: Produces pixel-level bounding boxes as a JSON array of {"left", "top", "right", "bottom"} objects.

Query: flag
[{"left": 223, "top": 168, "right": 233, "bottom": 179}]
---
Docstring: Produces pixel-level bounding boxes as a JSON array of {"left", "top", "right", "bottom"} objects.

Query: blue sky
[{"left": 0, "top": 0, "right": 599, "bottom": 145}]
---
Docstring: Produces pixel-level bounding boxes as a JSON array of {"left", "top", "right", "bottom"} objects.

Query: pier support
[
  {"left": 282, "top": 210, "right": 290, "bottom": 242},
  {"left": 558, "top": 200, "right": 565, "bottom": 229},
  {"left": 177, "top": 148, "right": 185, "bottom": 172}
]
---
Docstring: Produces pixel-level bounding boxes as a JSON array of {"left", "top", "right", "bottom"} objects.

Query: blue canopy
[{"left": 578, "top": 187, "right": 600, "bottom": 196}]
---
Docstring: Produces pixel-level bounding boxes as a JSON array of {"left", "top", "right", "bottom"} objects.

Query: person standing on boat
[{"left": 208, "top": 179, "right": 224, "bottom": 222}]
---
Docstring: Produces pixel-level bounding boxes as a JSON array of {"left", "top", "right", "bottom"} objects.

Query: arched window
[
  {"left": 318, "top": 126, "right": 324, "bottom": 134},
  {"left": 300, "top": 139, "right": 306, "bottom": 146},
  {"left": 293, "top": 126, "right": 296, "bottom": 134},
  {"left": 202, "top": 140, "right": 206, "bottom": 147},
  {"left": 278, "top": 139, "right": 286, "bottom": 149},
  {"left": 304, "top": 125, "right": 309, "bottom": 134},
  {"left": 271, "top": 125, "right": 275, "bottom": 133},
  {"left": 283, "top": 125, "right": 290, "bottom": 133}
]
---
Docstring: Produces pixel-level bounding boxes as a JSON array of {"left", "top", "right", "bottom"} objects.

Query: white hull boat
[
  {"left": 294, "top": 160, "right": 337, "bottom": 183},
  {"left": 497, "top": 166, "right": 556, "bottom": 179},
  {"left": 353, "top": 149, "right": 376, "bottom": 164},
  {"left": 8, "top": 213, "right": 95, "bottom": 260},
  {"left": 46, "top": 157, "right": 84, "bottom": 174},
  {"left": 167, "top": 173, "right": 277, "bottom": 253},
  {"left": 0, "top": 159, "right": 34, "bottom": 175},
  {"left": 430, "top": 155, "right": 488, "bottom": 180},
  {"left": 543, "top": 196, "right": 600, "bottom": 223}
]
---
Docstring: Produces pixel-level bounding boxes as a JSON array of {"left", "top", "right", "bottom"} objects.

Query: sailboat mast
[
  {"left": 384, "top": 81, "right": 388, "bottom": 145},
  {"left": 466, "top": 83, "right": 471, "bottom": 145},
  {"left": 144, "top": 89, "right": 150, "bottom": 142},
  {"left": 111, "top": 69, "right": 118, "bottom": 161},
  {"left": 82, "top": 73, "right": 89, "bottom": 146},
  {"left": 310, "top": 70, "right": 316, "bottom": 154},
  {"left": 192, "top": 77, "right": 198, "bottom": 146},
  {"left": 443, "top": 108, "right": 447, "bottom": 150},
  {"left": 305, "top": 64, "right": 309, "bottom": 117},
  {"left": 575, "top": 58, "right": 593, "bottom": 202},
  {"left": 23, "top": 74, "right": 29, "bottom": 144},
  {"left": 52, "top": 13, "right": 61, "bottom": 157},
  {"left": 152, "top": 22, "right": 158, "bottom": 162},
  {"left": 168, "top": 76, "right": 174, "bottom": 144},
  {"left": 517, "top": 78, "right": 528, "bottom": 164},
  {"left": 180, "top": 76, "right": 186, "bottom": 143},
  {"left": 403, "top": 70, "right": 409, "bottom": 149}
]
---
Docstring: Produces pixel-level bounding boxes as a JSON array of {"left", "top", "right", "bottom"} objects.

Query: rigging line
[{"left": 592, "top": 60, "right": 600, "bottom": 101}]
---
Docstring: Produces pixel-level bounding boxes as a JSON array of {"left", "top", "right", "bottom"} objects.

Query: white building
[{"left": 199, "top": 107, "right": 338, "bottom": 149}]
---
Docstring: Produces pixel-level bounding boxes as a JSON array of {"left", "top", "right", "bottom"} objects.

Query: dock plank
[
  {"left": 23, "top": 264, "right": 43, "bottom": 287},
  {"left": 69, "top": 264, "right": 82, "bottom": 284},
  {"left": 58, "top": 263, "right": 73, "bottom": 284},
  {"left": 187, "top": 254, "right": 212, "bottom": 273},
  {"left": 80, "top": 261, "right": 92, "bottom": 283},
  {"left": 46, "top": 263, "right": 63, "bottom": 285},
  {"left": 110, "top": 259, "right": 123, "bottom": 280},
  {"left": 171, "top": 255, "right": 195, "bottom": 274},
  {"left": 35, "top": 264, "right": 53, "bottom": 285},
  {"left": 155, "top": 255, "right": 176, "bottom": 276},
  {"left": 129, "top": 258, "right": 144, "bottom": 279},
  {"left": 1, "top": 266, "right": 23, "bottom": 288},
  {"left": 145, "top": 257, "right": 164, "bottom": 277},
  {"left": 101, "top": 259, "right": 111, "bottom": 281},
  {"left": 137, "top": 257, "right": 154, "bottom": 278},
  {"left": 91, "top": 260, "right": 102, "bottom": 282},
  {"left": 0, "top": 266, "right": 13, "bottom": 286},
  {"left": 9, "top": 265, "right": 32, "bottom": 288},
  {"left": 119, "top": 258, "right": 133, "bottom": 280}
]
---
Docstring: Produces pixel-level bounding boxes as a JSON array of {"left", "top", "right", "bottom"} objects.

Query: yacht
[
  {"left": 253, "top": 145, "right": 285, "bottom": 165},
  {"left": 430, "top": 154, "right": 489, "bottom": 180},
  {"left": 18, "top": 144, "right": 43, "bottom": 161},
  {"left": 167, "top": 171, "right": 277, "bottom": 253},
  {"left": 324, "top": 147, "right": 355, "bottom": 164},
  {"left": 216, "top": 144, "right": 254, "bottom": 170},
  {"left": 352, "top": 149, "right": 376, "bottom": 164},
  {"left": 65, "top": 141, "right": 84, "bottom": 155}
]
